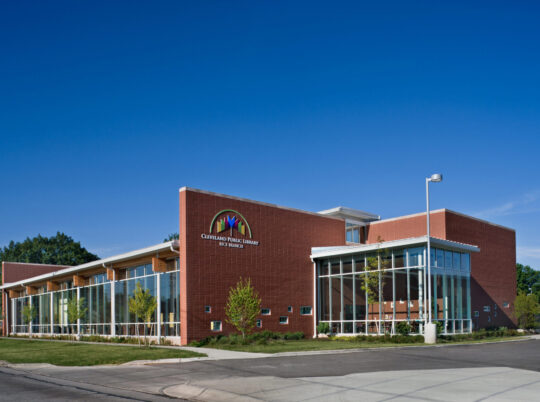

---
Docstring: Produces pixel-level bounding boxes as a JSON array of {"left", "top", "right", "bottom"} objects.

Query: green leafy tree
[
  {"left": 225, "top": 278, "right": 262, "bottom": 340},
  {"left": 514, "top": 292, "right": 540, "bottom": 329},
  {"left": 128, "top": 282, "right": 157, "bottom": 347},
  {"left": 0, "top": 232, "right": 98, "bottom": 266},
  {"left": 359, "top": 239, "right": 388, "bottom": 334},
  {"left": 22, "top": 304, "right": 37, "bottom": 338},
  {"left": 516, "top": 263, "right": 540, "bottom": 299},
  {"left": 360, "top": 256, "right": 384, "bottom": 333},
  {"left": 67, "top": 297, "right": 88, "bottom": 340},
  {"left": 163, "top": 233, "right": 179, "bottom": 242}
]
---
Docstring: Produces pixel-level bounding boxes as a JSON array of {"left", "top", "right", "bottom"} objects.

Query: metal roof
[
  {"left": 311, "top": 236, "right": 479, "bottom": 259},
  {"left": 1, "top": 240, "right": 179, "bottom": 290},
  {"left": 317, "top": 206, "right": 380, "bottom": 223}
]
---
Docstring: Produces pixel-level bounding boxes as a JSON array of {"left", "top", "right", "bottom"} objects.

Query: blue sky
[{"left": 1, "top": 1, "right": 539, "bottom": 268}]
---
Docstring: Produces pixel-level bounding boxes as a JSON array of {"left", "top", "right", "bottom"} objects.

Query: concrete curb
[{"left": 163, "top": 383, "right": 260, "bottom": 401}]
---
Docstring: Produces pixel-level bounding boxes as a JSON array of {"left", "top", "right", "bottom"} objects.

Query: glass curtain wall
[
  {"left": 10, "top": 260, "right": 181, "bottom": 338},
  {"left": 317, "top": 246, "right": 471, "bottom": 335}
]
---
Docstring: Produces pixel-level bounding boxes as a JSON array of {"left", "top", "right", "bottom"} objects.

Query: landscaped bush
[
  {"left": 190, "top": 331, "right": 305, "bottom": 347},
  {"left": 10, "top": 334, "right": 173, "bottom": 346},
  {"left": 435, "top": 321, "right": 444, "bottom": 335},
  {"left": 284, "top": 331, "right": 304, "bottom": 340},
  {"left": 317, "top": 322, "right": 330, "bottom": 335},
  {"left": 438, "top": 327, "right": 520, "bottom": 342},
  {"left": 336, "top": 334, "right": 423, "bottom": 344},
  {"left": 395, "top": 322, "right": 411, "bottom": 336}
]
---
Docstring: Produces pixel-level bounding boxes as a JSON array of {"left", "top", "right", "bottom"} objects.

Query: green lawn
[
  {"left": 202, "top": 336, "right": 525, "bottom": 354},
  {"left": 0, "top": 339, "right": 205, "bottom": 366}
]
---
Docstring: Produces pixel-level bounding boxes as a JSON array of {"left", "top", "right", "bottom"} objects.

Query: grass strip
[
  {"left": 201, "top": 335, "right": 527, "bottom": 354},
  {"left": 0, "top": 338, "right": 204, "bottom": 366}
]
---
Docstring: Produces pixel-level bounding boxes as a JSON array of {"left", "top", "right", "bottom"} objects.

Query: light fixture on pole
[{"left": 425, "top": 173, "right": 442, "bottom": 344}]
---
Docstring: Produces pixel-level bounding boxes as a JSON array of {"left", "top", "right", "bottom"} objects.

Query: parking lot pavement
[{"left": 1, "top": 338, "right": 539, "bottom": 401}]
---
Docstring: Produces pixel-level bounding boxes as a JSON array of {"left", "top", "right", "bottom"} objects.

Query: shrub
[
  {"left": 395, "top": 321, "right": 411, "bottom": 336},
  {"left": 284, "top": 332, "right": 304, "bottom": 340},
  {"left": 317, "top": 322, "right": 330, "bottom": 335}
]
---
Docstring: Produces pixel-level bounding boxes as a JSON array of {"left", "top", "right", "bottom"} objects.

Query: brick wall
[
  {"left": 444, "top": 211, "right": 516, "bottom": 328},
  {"left": 366, "top": 210, "right": 446, "bottom": 243},
  {"left": 364, "top": 209, "right": 517, "bottom": 329},
  {"left": 180, "top": 188, "right": 345, "bottom": 345}
]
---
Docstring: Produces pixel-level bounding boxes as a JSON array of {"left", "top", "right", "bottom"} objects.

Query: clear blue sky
[{"left": 1, "top": 2, "right": 539, "bottom": 268}]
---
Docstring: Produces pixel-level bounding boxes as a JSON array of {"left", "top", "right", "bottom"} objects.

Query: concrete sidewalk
[
  {"left": 162, "top": 366, "right": 540, "bottom": 401},
  {"left": 178, "top": 346, "right": 272, "bottom": 360}
]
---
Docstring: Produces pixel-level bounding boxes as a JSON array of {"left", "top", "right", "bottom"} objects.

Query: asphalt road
[
  {"left": 0, "top": 338, "right": 538, "bottom": 401},
  {"left": 0, "top": 366, "right": 180, "bottom": 402},
  {"left": 156, "top": 338, "right": 540, "bottom": 379}
]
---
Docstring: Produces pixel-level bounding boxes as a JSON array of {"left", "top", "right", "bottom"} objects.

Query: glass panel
[
  {"left": 331, "top": 276, "right": 341, "bottom": 321},
  {"left": 354, "top": 256, "right": 365, "bottom": 272},
  {"left": 354, "top": 274, "right": 366, "bottom": 320},
  {"left": 394, "top": 269, "right": 408, "bottom": 321},
  {"left": 346, "top": 229, "right": 352, "bottom": 242},
  {"left": 445, "top": 251, "right": 453, "bottom": 270},
  {"left": 453, "top": 252, "right": 461, "bottom": 270},
  {"left": 366, "top": 270, "right": 381, "bottom": 323},
  {"left": 462, "top": 277, "right": 469, "bottom": 320},
  {"left": 319, "top": 261, "right": 329, "bottom": 276},
  {"left": 114, "top": 276, "right": 157, "bottom": 337},
  {"left": 381, "top": 271, "right": 393, "bottom": 324},
  {"left": 342, "top": 259, "right": 353, "bottom": 274},
  {"left": 461, "top": 253, "right": 470, "bottom": 272},
  {"left": 320, "top": 277, "right": 330, "bottom": 320},
  {"left": 352, "top": 229, "right": 360, "bottom": 243},
  {"left": 408, "top": 247, "right": 424, "bottom": 267},
  {"left": 409, "top": 268, "right": 422, "bottom": 321},
  {"left": 435, "top": 274, "right": 444, "bottom": 320},
  {"left": 455, "top": 276, "right": 462, "bottom": 321},
  {"left": 394, "top": 249, "right": 405, "bottom": 268},
  {"left": 331, "top": 261, "right": 340, "bottom": 275},
  {"left": 437, "top": 249, "right": 444, "bottom": 268},
  {"left": 343, "top": 277, "right": 354, "bottom": 320},
  {"left": 160, "top": 271, "right": 180, "bottom": 336},
  {"left": 380, "top": 251, "right": 392, "bottom": 270}
]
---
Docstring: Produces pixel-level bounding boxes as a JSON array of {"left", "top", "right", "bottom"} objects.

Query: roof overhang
[
  {"left": 318, "top": 206, "right": 380, "bottom": 224},
  {"left": 311, "top": 236, "right": 479, "bottom": 260},
  {"left": 1, "top": 240, "right": 179, "bottom": 290}
]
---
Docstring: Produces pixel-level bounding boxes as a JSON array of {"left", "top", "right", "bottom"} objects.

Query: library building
[{"left": 1, "top": 187, "right": 516, "bottom": 345}]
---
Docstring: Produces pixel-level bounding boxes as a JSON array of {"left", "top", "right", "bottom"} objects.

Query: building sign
[{"left": 201, "top": 209, "right": 260, "bottom": 249}]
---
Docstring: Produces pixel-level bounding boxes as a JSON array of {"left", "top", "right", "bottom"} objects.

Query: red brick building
[{"left": 1, "top": 187, "right": 516, "bottom": 344}]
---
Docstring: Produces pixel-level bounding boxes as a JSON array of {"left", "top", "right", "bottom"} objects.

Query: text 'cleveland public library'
[{"left": 1, "top": 188, "right": 516, "bottom": 345}]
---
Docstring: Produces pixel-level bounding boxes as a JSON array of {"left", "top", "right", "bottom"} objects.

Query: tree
[
  {"left": 22, "top": 304, "right": 37, "bottom": 338},
  {"left": 225, "top": 278, "right": 261, "bottom": 340},
  {"left": 516, "top": 263, "right": 540, "bottom": 299},
  {"left": 163, "top": 233, "right": 179, "bottom": 242},
  {"left": 514, "top": 292, "right": 540, "bottom": 329},
  {"left": 360, "top": 256, "right": 385, "bottom": 333},
  {"left": 359, "top": 238, "right": 388, "bottom": 334},
  {"left": 67, "top": 297, "right": 88, "bottom": 340},
  {"left": 0, "top": 232, "right": 98, "bottom": 266},
  {"left": 128, "top": 282, "right": 157, "bottom": 347}
]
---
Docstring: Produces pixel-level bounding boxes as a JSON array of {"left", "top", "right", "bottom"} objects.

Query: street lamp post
[{"left": 425, "top": 173, "right": 442, "bottom": 344}]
